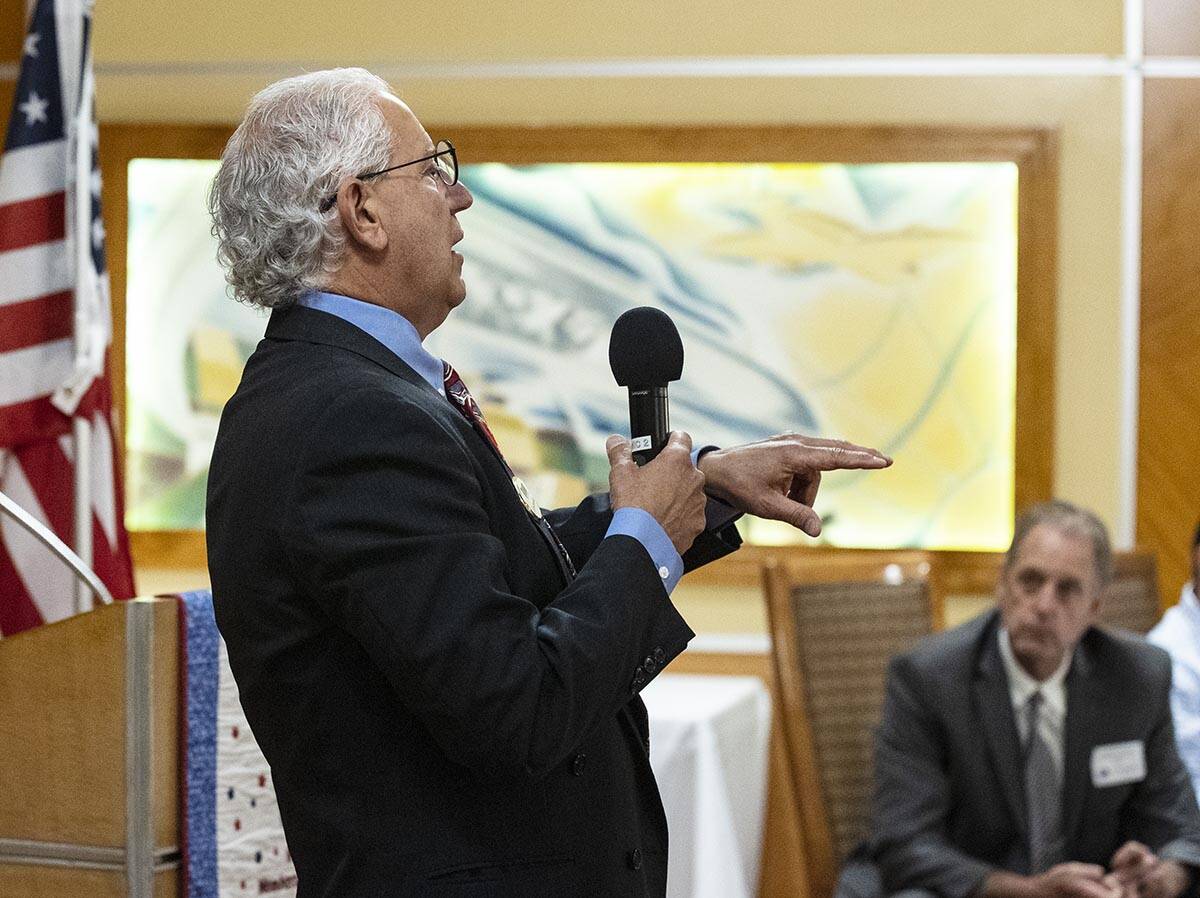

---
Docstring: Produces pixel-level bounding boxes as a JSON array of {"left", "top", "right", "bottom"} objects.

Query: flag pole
[
  {"left": 72, "top": 416, "right": 93, "bottom": 613},
  {"left": 69, "top": 0, "right": 93, "bottom": 615}
]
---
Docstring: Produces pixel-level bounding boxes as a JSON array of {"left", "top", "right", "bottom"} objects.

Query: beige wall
[
  {"left": 5, "top": 2, "right": 1135, "bottom": 630},
  {"left": 92, "top": 0, "right": 1124, "bottom": 73}
]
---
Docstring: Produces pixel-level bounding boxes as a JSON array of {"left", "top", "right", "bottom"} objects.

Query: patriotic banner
[
  {"left": 0, "top": 0, "right": 134, "bottom": 636},
  {"left": 179, "top": 591, "right": 297, "bottom": 898}
]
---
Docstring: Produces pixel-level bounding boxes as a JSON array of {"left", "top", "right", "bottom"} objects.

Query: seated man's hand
[
  {"left": 1111, "top": 842, "right": 1190, "bottom": 898},
  {"left": 696, "top": 433, "right": 891, "bottom": 537},
  {"left": 1112, "top": 843, "right": 1158, "bottom": 895},
  {"left": 984, "top": 864, "right": 1120, "bottom": 898},
  {"left": 1034, "top": 862, "right": 1124, "bottom": 898},
  {"left": 1137, "top": 861, "right": 1191, "bottom": 898}
]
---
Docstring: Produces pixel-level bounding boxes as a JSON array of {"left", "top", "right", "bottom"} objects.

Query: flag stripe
[
  {"left": 0, "top": 140, "right": 67, "bottom": 204},
  {"left": 0, "top": 447, "right": 77, "bottom": 627},
  {"left": 0, "top": 290, "right": 73, "bottom": 353},
  {"left": 0, "top": 542, "right": 45, "bottom": 636},
  {"left": 0, "top": 337, "right": 73, "bottom": 407},
  {"left": 14, "top": 438, "right": 76, "bottom": 549},
  {"left": 0, "top": 395, "right": 67, "bottom": 449},
  {"left": 0, "top": 240, "right": 72, "bottom": 307},
  {"left": 0, "top": 192, "right": 66, "bottom": 253},
  {"left": 90, "top": 410, "right": 118, "bottom": 546}
]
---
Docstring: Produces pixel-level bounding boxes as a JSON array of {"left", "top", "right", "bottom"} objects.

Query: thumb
[
  {"left": 665, "top": 430, "right": 693, "bottom": 453},
  {"left": 606, "top": 434, "right": 633, "bottom": 466},
  {"left": 758, "top": 492, "right": 823, "bottom": 537}
]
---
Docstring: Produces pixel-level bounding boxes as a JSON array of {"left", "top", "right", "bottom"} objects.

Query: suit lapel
[
  {"left": 973, "top": 620, "right": 1028, "bottom": 841},
  {"left": 1061, "top": 641, "right": 1097, "bottom": 847}
]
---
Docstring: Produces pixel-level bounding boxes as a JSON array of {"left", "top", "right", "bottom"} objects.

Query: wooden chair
[
  {"left": 762, "top": 551, "right": 938, "bottom": 898},
  {"left": 1100, "top": 551, "right": 1161, "bottom": 634}
]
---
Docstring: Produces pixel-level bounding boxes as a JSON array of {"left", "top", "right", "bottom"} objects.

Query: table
[{"left": 643, "top": 673, "right": 772, "bottom": 898}]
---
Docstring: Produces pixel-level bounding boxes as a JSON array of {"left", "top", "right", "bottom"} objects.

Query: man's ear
[{"left": 336, "top": 180, "right": 389, "bottom": 252}]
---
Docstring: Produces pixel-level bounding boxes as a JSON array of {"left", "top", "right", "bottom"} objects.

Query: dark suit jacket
[
  {"left": 205, "top": 306, "right": 741, "bottom": 898},
  {"left": 846, "top": 610, "right": 1200, "bottom": 898}
]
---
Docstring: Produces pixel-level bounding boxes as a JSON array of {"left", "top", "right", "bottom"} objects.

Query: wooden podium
[{"left": 0, "top": 598, "right": 181, "bottom": 897}]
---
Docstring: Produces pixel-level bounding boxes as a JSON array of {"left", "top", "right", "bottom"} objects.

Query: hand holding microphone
[
  {"left": 608, "top": 307, "right": 684, "bottom": 466},
  {"left": 605, "top": 305, "right": 893, "bottom": 541},
  {"left": 605, "top": 306, "right": 705, "bottom": 553},
  {"left": 606, "top": 431, "right": 707, "bottom": 555}
]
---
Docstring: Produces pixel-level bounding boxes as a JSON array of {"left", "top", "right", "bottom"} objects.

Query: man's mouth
[{"left": 1014, "top": 627, "right": 1051, "bottom": 644}]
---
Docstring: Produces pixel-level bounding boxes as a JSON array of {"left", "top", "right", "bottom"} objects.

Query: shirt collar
[
  {"left": 997, "top": 626, "right": 1072, "bottom": 711},
  {"left": 296, "top": 291, "right": 444, "bottom": 394}
]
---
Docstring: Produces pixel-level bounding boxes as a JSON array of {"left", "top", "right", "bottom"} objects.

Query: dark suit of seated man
[{"left": 839, "top": 500, "right": 1200, "bottom": 898}]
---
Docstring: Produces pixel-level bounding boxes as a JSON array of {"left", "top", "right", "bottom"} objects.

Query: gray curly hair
[{"left": 208, "top": 68, "right": 394, "bottom": 309}]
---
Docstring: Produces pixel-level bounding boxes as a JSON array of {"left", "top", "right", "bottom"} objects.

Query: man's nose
[
  {"left": 450, "top": 181, "right": 473, "bottom": 212},
  {"left": 1031, "top": 584, "right": 1057, "bottom": 615}
]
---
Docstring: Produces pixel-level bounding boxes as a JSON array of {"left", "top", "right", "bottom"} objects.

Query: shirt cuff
[{"left": 606, "top": 507, "right": 684, "bottom": 594}]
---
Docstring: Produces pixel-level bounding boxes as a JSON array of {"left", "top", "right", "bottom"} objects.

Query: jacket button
[
  {"left": 572, "top": 753, "right": 586, "bottom": 776},
  {"left": 643, "top": 655, "right": 657, "bottom": 674},
  {"left": 653, "top": 646, "right": 665, "bottom": 664},
  {"left": 631, "top": 668, "right": 647, "bottom": 692},
  {"left": 627, "top": 848, "right": 643, "bottom": 871}
]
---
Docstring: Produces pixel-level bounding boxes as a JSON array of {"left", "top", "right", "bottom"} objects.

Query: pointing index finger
[{"left": 803, "top": 441, "right": 892, "bottom": 471}]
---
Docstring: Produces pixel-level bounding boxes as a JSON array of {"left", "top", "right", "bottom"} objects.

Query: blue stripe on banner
[{"left": 179, "top": 590, "right": 219, "bottom": 898}]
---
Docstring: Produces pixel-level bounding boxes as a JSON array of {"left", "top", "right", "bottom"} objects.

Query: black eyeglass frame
[{"left": 318, "top": 139, "right": 457, "bottom": 213}]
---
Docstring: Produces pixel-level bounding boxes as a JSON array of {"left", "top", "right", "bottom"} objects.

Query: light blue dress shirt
[{"left": 296, "top": 291, "right": 685, "bottom": 592}]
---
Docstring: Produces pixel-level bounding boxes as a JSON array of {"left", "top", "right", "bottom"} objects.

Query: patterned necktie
[
  {"left": 441, "top": 361, "right": 576, "bottom": 580},
  {"left": 1023, "top": 691, "right": 1064, "bottom": 873}
]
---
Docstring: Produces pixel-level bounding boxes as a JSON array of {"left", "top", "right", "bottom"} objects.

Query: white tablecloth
[{"left": 643, "top": 673, "right": 772, "bottom": 898}]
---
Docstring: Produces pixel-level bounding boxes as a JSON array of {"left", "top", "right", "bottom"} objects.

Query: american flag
[{"left": 0, "top": 0, "right": 134, "bottom": 636}]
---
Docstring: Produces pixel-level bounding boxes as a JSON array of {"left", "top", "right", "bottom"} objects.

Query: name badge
[{"left": 1091, "top": 740, "right": 1146, "bottom": 788}]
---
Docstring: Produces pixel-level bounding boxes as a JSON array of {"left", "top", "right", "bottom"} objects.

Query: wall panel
[
  {"left": 91, "top": 0, "right": 1124, "bottom": 68},
  {"left": 1139, "top": 78, "right": 1200, "bottom": 607},
  {"left": 1146, "top": 0, "right": 1200, "bottom": 57}
]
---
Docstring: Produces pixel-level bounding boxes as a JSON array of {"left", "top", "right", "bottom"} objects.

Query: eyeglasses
[{"left": 319, "top": 139, "right": 457, "bottom": 213}]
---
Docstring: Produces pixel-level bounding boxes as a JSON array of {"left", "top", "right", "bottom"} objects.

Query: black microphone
[{"left": 608, "top": 307, "right": 684, "bottom": 466}]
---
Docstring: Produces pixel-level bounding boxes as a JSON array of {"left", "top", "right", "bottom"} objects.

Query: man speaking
[{"left": 205, "top": 67, "right": 891, "bottom": 897}]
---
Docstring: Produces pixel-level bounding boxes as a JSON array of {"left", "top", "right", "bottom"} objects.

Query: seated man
[
  {"left": 839, "top": 501, "right": 1200, "bottom": 898},
  {"left": 1149, "top": 522, "right": 1200, "bottom": 799}
]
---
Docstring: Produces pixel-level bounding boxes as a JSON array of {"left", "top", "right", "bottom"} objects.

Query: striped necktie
[
  {"left": 1023, "top": 691, "right": 1065, "bottom": 872},
  {"left": 441, "top": 361, "right": 576, "bottom": 581}
]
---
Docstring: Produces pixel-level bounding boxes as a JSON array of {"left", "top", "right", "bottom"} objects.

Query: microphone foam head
[{"left": 608, "top": 307, "right": 684, "bottom": 386}]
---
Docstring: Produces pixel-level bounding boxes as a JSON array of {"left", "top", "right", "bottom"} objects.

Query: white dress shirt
[
  {"left": 998, "top": 628, "right": 1072, "bottom": 781},
  {"left": 1148, "top": 583, "right": 1200, "bottom": 796}
]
